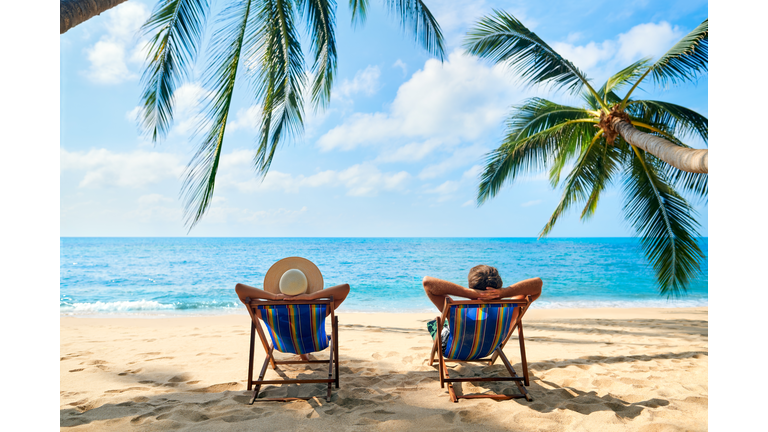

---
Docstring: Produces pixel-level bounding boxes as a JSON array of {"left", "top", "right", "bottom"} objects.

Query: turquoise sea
[{"left": 60, "top": 237, "right": 708, "bottom": 316}]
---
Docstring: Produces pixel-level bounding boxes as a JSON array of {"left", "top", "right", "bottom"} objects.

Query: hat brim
[{"left": 263, "top": 257, "right": 324, "bottom": 295}]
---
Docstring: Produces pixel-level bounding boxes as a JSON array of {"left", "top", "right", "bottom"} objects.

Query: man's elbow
[
  {"left": 533, "top": 277, "right": 543, "bottom": 293},
  {"left": 422, "top": 276, "right": 434, "bottom": 291}
]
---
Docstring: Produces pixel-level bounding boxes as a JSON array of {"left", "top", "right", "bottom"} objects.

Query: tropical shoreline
[{"left": 61, "top": 306, "right": 708, "bottom": 430}]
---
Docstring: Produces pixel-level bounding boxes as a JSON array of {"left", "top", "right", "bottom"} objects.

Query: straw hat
[{"left": 263, "top": 257, "right": 324, "bottom": 295}]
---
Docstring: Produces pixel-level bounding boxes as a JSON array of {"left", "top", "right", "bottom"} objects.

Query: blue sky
[{"left": 59, "top": 0, "right": 709, "bottom": 237}]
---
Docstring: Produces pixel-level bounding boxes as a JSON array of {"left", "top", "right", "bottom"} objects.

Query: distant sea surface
[{"left": 60, "top": 238, "right": 708, "bottom": 316}]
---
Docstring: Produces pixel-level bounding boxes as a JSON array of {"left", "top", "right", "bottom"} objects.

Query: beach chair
[
  {"left": 243, "top": 297, "right": 339, "bottom": 403},
  {"left": 429, "top": 297, "right": 533, "bottom": 402}
]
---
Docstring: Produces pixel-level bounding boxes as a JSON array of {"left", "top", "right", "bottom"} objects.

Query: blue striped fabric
[
  {"left": 257, "top": 304, "right": 330, "bottom": 355},
  {"left": 443, "top": 303, "right": 516, "bottom": 360}
]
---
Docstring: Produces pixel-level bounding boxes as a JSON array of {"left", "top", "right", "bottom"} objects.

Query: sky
[{"left": 59, "top": 0, "right": 709, "bottom": 237}]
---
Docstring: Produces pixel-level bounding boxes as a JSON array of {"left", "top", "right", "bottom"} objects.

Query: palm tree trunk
[
  {"left": 61, "top": 0, "right": 129, "bottom": 34},
  {"left": 611, "top": 118, "right": 708, "bottom": 173}
]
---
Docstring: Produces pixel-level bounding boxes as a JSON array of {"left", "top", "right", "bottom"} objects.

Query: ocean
[{"left": 60, "top": 237, "right": 708, "bottom": 316}]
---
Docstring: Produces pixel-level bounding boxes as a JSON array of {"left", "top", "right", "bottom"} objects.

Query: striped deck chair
[
  {"left": 429, "top": 297, "right": 533, "bottom": 402},
  {"left": 243, "top": 297, "right": 339, "bottom": 403}
]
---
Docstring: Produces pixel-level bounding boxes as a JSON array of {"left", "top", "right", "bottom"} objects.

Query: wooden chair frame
[
  {"left": 429, "top": 297, "right": 533, "bottom": 402},
  {"left": 244, "top": 297, "right": 340, "bottom": 403}
]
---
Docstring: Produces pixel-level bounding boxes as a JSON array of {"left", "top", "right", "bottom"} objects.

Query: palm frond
[
  {"left": 385, "top": 0, "right": 445, "bottom": 59},
  {"left": 348, "top": 0, "right": 368, "bottom": 26},
  {"left": 582, "top": 88, "right": 622, "bottom": 111},
  {"left": 540, "top": 135, "right": 623, "bottom": 237},
  {"left": 464, "top": 10, "right": 598, "bottom": 99},
  {"left": 180, "top": 0, "right": 252, "bottom": 229},
  {"left": 300, "top": 0, "right": 337, "bottom": 109},
  {"left": 626, "top": 100, "right": 707, "bottom": 145},
  {"left": 651, "top": 19, "right": 708, "bottom": 88},
  {"left": 665, "top": 166, "right": 708, "bottom": 205},
  {"left": 139, "top": 0, "right": 209, "bottom": 142},
  {"left": 580, "top": 138, "right": 624, "bottom": 220},
  {"left": 601, "top": 58, "right": 651, "bottom": 99},
  {"left": 498, "top": 98, "right": 595, "bottom": 187},
  {"left": 478, "top": 114, "right": 597, "bottom": 205},
  {"left": 623, "top": 147, "right": 705, "bottom": 296},
  {"left": 253, "top": 0, "right": 306, "bottom": 175}
]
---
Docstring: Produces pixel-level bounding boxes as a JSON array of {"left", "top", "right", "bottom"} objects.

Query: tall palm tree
[
  {"left": 61, "top": 0, "right": 130, "bottom": 34},
  {"left": 464, "top": 12, "right": 707, "bottom": 296},
  {"left": 138, "top": 0, "right": 444, "bottom": 228}
]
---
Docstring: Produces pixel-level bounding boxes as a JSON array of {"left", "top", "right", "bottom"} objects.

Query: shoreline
[
  {"left": 59, "top": 304, "right": 709, "bottom": 319},
  {"left": 61, "top": 307, "right": 707, "bottom": 430}
]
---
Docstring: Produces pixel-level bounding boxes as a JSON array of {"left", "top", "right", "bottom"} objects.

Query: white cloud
[
  {"left": 375, "top": 138, "right": 446, "bottom": 163},
  {"left": 125, "top": 106, "right": 141, "bottom": 122},
  {"left": 335, "top": 66, "right": 381, "bottom": 101},
  {"left": 318, "top": 50, "right": 526, "bottom": 152},
  {"left": 215, "top": 151, "right": 410, "bottom": 196},
  {"left": 462, "top": 199, "right": 475, "bottom": 207},
  {"left": 426, "top": 180, "right": 460, "bottom": 202},
  {"left": 170, "top": 83, "right": 213, "bottom": 136},
  {"left": 551, "top": 40, "right": 616, "bottom": 73},
  {"left": 137, "top": 193, "right": 174, "bottom": 205},
  {"left": 616, "top": 22, "right": 683, "bottom": 64},
  {"left": 418, "top": 145, "right": 486, "bottom": 180},
  {"left": 61, "top": 148, "right": 184, "bottom": 188},
  {"left": 521, "top": 199, "right": 542, "bottom": 207},
  {"left": 551, "top": 21, "right": 685, "bottom": 84},
  {"left": 228, "top": 105, "right": 262, "bottom": 132},
  {"left": 83, "top": 2, "right": 150, "bottom": 84},
  {"left": 392, "top": 59, "right": 407, "bottom": 76}
]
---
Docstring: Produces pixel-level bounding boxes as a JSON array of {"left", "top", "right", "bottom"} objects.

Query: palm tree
[
  {"left": 464, "top": 11, "right": 707, "bottom": 297},
  {"left": 133, "top": 0, "right": 444, "bottom": 228},
  {"left": 61, "top": 0, "right": 130, "bottom": 34}
]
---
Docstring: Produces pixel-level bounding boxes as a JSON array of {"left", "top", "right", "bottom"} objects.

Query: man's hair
[{"left": 468, "top": 265, "right": 503, "bottom": 291}]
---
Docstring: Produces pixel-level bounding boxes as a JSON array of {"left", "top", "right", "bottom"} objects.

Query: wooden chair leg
[
  {"left": 437, "top": 317, "right": 445, "bottom": 389},
  {"left": 250, "top": 348, "right": 273, "bottom": 404},
  {"left": 498, "top": 348, "right": 532, "bottom": 401},
  {"left": 327, "top": 337, "right": 334, "bottom": 402},
  {"left": 518, "top": 322, "right": 529, "bottom": 386},
  {"left": 247, "top": 321, "right": 256, "bottom": 391},
  {"left": 441, "top": 361, "right": 457, "bottom": 403},
  {"left": 334, "top": 316, "right": 340, "bottom": 389}
]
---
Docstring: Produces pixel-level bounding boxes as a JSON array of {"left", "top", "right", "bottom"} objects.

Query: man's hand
[
  {"left": 478, "top": 289, "right": 503, "bottom": 301},
  {"left": 273, "top": 293, "right": 289, "bottom": 301}
]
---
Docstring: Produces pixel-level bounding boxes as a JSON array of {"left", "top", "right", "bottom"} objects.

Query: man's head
[{"left": 468, "top": 265, "right": 503, "bottom": 291}]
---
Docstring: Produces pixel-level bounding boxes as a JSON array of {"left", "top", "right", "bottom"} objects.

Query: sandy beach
[{"left": 60, "top": 307, "right": 707, "bottom": 431}]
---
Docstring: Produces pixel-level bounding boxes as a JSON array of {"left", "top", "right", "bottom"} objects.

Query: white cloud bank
[
  {"left": 216, "top": 150, "right": 409, "bottom": 197},
  {"left": 318, "top": 50, "right": 527, "bottom": 154},
  {"left": 61, "top": 148, "right": 184, "bottom": 188},
  {"left": 84, "top": 2, "right": 150, "bottom": 84}
]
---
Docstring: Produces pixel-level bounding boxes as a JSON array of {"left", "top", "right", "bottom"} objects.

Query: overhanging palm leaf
[
  {"left": 540, "top": 135, "right": 623, "bottom": 237},
  {"left": 464, "top": 9, "right": 601, "bottom": 104},
  {"left": 626, "top": 100, "right": 708, "bottom": 144},
  {"left": 140, "top": 0, "right": 209, "bottom": 142},
  {"left": 140, "top": 0, "right": 445, "bottom": 229},
  {"left": 386, "top": 0, "right": 444, "bottom": 59},
  {"left": 601, "top": 58, "right": 651, "bottom": 100},
  {"left": 621, "top": 19, "right": 707, "bottom": 105},
  {"left": 468, "top": 11, "right": 707, "bottom": 295},
  {"left": 181, "top": 0, "right": 252, "bottom": 228},
  {"left": 650, "top": 19, "right": 708, "bottom": 88},
  {"left": 301, "top": 0, "right": 337, "bottom": 109},
  {"left": 623, "top": 148, "right": 704, "bottom": 296},
  {"left": 478, "top": 114, "right": 596, "bottom": 204},
  {"left": 252, "top": 0, "right": 306, "bottom": 176}
]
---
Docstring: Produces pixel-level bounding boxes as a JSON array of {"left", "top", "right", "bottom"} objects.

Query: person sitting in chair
[
  {"left": 422, "top": 265, "right": 542, "bottom": 344},
  {"left": 235, "top": 257, "right": 350, "bottom": 361}
]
